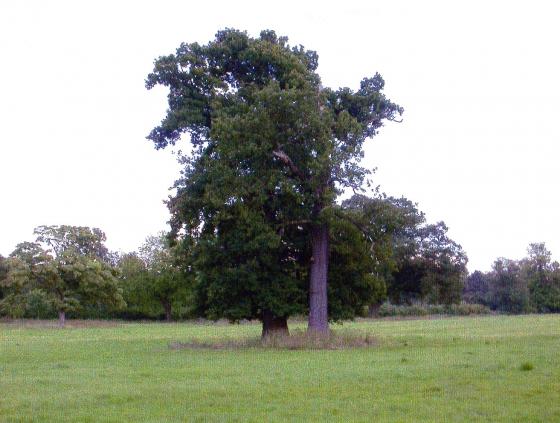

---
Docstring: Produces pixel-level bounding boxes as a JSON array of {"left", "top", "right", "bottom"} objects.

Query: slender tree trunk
[
  {"left": 162, "top": 300, "right": 172, "bottom": 322},
  {"left": 261, "top": 310, "right": 289, "bottom": 338},
  {"left": 308, "top": 224, "right": 329, "bottom": 334},
  {"left": 58, "top": 310, "right": 66, "bottom": 328}
]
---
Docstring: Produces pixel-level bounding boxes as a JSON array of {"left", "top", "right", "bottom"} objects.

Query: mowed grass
[{"left": 1, "top": 315, "right": 559, "bottom": 422}]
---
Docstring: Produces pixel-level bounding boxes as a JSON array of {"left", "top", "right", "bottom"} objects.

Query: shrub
[{"left": 519, "top": 362, "right": 534, "bottom": 371}]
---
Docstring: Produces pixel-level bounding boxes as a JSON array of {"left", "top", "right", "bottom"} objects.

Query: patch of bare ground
[{"left": 169, "top": 329, "right": 377, "bottom": 350}]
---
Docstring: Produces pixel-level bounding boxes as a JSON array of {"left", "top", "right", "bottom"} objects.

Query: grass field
[{"left": 1, "top": 315, "right": 559, "bottom": 422}]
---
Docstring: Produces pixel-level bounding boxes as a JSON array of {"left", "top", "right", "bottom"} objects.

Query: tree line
[
  {"left": 1, "top": 222, "right": 558, "bottom": 329},
  {"left": 463, "top": 243, "right": 560, "bottom": 314}
]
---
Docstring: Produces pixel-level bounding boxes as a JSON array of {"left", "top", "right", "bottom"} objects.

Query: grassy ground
[{"left": 1, "top": 315, "right": 559, "bottom": 422}]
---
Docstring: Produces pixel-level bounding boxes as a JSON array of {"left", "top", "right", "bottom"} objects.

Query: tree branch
[{"left": 272, "top": 150, "right": 306, "bottom": 181}]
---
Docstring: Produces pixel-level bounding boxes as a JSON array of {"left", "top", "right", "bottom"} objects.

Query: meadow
[{"left": 1, "top": 315, "right": 559, "bottom": 422}]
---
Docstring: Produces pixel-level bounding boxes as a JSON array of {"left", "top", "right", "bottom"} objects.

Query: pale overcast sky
[{"left": 1, "top": 0, "right": 559, "bottom": 271}]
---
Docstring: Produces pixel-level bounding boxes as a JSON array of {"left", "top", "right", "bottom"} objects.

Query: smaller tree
[
  {"left": 388, "top": 221, "right": 467, "bottom": 305},
  {"left": 338, "top": 195, "right": 424, "bottom": 314},
  {"left": 46, "top": 250, "right": 125, "bottom": 326},
  {"left": 3, "top": 226, "right": 125, "bottom": 326},
  {"left": 417, "top": 222, "right": 468, "bottom": 305},
  {"left": 116, "top": 253, "right": 161, "bottom": 319},
  {"left": 138, "top": 233, "right": 192, "bottom": 321}
]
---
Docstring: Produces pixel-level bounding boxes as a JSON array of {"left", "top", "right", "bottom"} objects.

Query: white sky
[{"left": 1, "top": 0, "right": 559, "bottom": 271}]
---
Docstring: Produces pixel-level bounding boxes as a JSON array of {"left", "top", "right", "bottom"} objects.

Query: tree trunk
[
  {"left": 368, "top": 303, "right": 381, "bottom": 317},
  {"left": 162, "top": 300, "right": 172, "bottom": 322},
  {"left": 261, "top": 310, "right": 289, "bottom": 338},
  {"left": 308, "top": 224, "right": 329, "bottom": 334},
  {"left": 58, "top": 310, "right": 66, "bottom": 328}
]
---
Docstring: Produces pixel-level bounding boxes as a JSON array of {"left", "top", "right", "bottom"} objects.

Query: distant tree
[
  {"left": 0, "top": 243, "right": 52, "bottom": 318},
  {"left": 463, "top": 270, "right": 490, "bottom": 305},
  {"left": 389, "top": 221, "right": 468, "bottom": 305},
  {"left": 116, "top": 253, "right": 160, "bottom": 319},
  {"left": 522, "top": 243, "right": 560, "bottom": 312},
  {"left": 417, "top": 222, "right": 468, "bottom": 304},
  {"left": 1, "top": 226, "right": 125, "bottom": 325},
  {"left": 339, "top": 195, "right": 424, "bottom": 314},
  {"left": 488, "top": 258, "right": 529, "bottom": 313},
  {"left": 147, "top": 28, "right": 402, "bottom": 334},
  {"left": 49, "top": 251, "right": 125, "bottom": 325},
  {"left": 138, "top": 233, "right": 192, "bottom": 321}
]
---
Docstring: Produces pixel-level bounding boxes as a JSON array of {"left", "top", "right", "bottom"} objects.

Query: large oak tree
[{"left": 147, "top": 29, "right": 402, "bottom": 333}]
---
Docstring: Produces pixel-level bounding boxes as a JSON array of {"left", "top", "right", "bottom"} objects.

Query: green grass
[{"left": 1, "top": 315, "right": 559, "bottom": 422}]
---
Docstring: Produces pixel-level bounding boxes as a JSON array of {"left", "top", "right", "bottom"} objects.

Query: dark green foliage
[{"left": 193, "top": 207, "right": 306, "bottom": 322}]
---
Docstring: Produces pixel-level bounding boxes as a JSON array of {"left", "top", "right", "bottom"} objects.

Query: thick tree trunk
[
  {"left": 58, "top": 310, "right": 66, "bottom": 328},
  {"left": 261, "top": 310, "right": 289, "bottom": 338},
  {"left": 308, "top": 224, "right": 329, "bottom": 334},
  {"left": 162, "top": 300, "right": 172, "bottom": 322}
]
